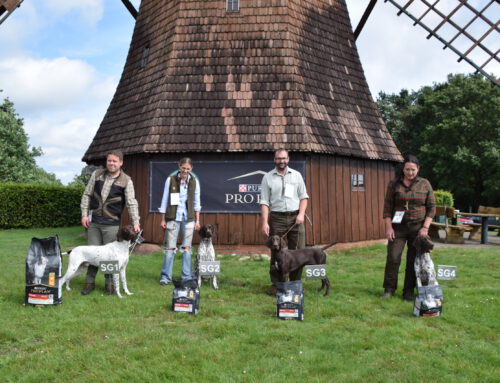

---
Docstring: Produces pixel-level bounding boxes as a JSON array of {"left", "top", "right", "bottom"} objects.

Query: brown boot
[
  {"left": 104, "top": 284, "right": 115, "bottom": 295},
  {"left": 81, "top": 283, "right": 95, "bottom": 295}
]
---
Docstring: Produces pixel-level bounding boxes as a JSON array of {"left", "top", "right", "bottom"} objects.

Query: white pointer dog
[
  {"left": 59, "top": 226, "right": 137, "bottom": 298},
  {"left": 196, "top": 224, "right": 218, "bottom": 290}
]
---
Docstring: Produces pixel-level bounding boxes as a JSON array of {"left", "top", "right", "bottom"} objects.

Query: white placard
[
  {"left": 437, "top": 265, "right": 456, "bottom": 280},
  {"left": 170, "top": 193, "right": 180, "bottom": 205}
]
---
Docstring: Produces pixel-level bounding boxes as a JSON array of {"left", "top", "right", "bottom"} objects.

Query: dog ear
[
  {"left": 199, "top": 225, "right": 206, "bottom": 237},
  {"left": 280, "top": 237, "right": 287, "bottom": 249},
  {"left": 266, "top": 236, "right": 273, "bottom": 249}
]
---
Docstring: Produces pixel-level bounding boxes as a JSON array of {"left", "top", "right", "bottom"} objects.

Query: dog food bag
[
  {"left": 276, "top": 280, "right": 304, "bottom": 321},
  {"left": 172, "top": 279, "right": 200, "bottom": 314},
  {"left": 25, "top": 236, "right": 62, "bottom": 305},
  {"left": 413, "top": 285, "right": 443, "bottom": 317}
]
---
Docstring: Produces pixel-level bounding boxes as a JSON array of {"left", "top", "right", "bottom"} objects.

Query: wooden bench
[
  {"left": 465, "top": 223, "right": 500, "bottom": 240},
  {"left": 463, "top": 206, "right": 500, "bottom": 240},
  {"left": 429, "top": 222, "right": 472, "bottom": 244},
  {"left": 429, "top": 206, "right": 472, "bottom": 244}
]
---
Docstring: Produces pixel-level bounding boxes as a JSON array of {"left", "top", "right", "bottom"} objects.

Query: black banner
[{"left": 149, "top": 161, "right": 306, "bottom": 213}]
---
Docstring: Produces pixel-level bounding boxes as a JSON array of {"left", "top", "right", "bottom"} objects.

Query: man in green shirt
[{"left": 260, "top": 148, "right": 309, "bottom": 295}]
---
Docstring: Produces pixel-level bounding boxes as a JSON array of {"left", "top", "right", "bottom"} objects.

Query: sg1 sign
[
  {"left": 99, "top": 261, "right": 119, "bottom": 274},
  {"left": 304, "top": 265, "right": 327, "bottom": 280},
  {"left": 198, "top": 261, "right": 221, "bottom": 276},
  {"left": 437, "top": 265, "right": 456, "bottom": 280}
]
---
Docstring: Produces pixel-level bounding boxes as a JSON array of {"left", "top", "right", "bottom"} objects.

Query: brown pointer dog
[{"left": 266, "top": 235, "right": 334, "bottom": 296}]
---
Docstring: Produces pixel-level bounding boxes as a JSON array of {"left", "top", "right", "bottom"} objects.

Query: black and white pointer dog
[
  {"left": 195, "top": 224, "right": 218, "bottom": 290},
  {"left": 59, "top": 225, "right": 137, "bottom": 298},
  {"left": 413, "top": 235, "right": 438, "bottom": 287}
]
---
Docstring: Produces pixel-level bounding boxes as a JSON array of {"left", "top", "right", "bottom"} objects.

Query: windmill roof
[{"left": 83, "top": 0, "right": 402, "bottom": 163}]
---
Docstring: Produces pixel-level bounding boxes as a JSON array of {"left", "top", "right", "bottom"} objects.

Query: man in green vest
[{"left": 80, "top": 149, "right": 141, "bottom": 295}]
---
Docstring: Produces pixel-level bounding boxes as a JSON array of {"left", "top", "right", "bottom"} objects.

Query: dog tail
[{"left": 321, "top": 243, "right": 336, "bottom": 251}]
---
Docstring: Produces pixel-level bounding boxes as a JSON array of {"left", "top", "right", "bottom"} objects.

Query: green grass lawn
[{"left": 0, "top": 226, "right": 498, "bottom": 383}]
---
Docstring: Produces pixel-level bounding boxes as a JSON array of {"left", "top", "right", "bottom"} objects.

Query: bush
[
  {"left": 0, "top": 183, "right": 84, "bottom": 228},
  {"left": 434, "top": 189, "right": 454, "bottom": 207}
]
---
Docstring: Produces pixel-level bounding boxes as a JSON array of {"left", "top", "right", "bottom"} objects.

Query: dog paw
[{"left": 125, "top": 291, "right": 134, "bottom": 296}]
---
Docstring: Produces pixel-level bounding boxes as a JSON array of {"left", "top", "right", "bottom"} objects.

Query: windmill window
[
  {"left": 140, "top": 44, "right": 150, "bottom": 68},
  {"left": 226, "top": 0, "right": 239, "bottom": 13},
  {"left": 351, "top": 173, "right": 365, "bottom": 191}
]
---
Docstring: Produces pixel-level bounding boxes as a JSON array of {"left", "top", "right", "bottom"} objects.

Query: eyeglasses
[{"left": 275, "top": 157, "right": 288, "bottom": 160}]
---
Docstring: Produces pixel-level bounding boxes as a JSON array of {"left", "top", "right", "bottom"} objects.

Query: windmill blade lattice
[{"left": 384, "top": 0, "right": 499, "bottom": 86}]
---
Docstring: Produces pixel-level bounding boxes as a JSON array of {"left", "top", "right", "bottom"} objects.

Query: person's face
[
  {"left": 274, "top": 151, "right": 289, "bottom": 171},
  {"left": 106, "top": 154, "right": 123, "bottom": 175},
  {"left": 179, "top": 163, "right": 192, "bottom": 178},
  {"left": 403, "top": 162, "right": 419, "bottom": 181}
]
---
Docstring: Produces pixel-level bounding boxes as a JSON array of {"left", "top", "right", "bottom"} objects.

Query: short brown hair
[
  {"left": 107, "top": 149, "right": 124, "bottom": 161},
  {"left": 179, "top": 157, "right": 193, "bottom": 166}
]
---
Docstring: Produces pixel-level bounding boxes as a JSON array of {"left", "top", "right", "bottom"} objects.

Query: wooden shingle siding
[
  {"left": 119, "top": 152, "right": 396, "bottom": 245},
  {"left": 83, "top": 0, "right": 401, "bottom": 163}
]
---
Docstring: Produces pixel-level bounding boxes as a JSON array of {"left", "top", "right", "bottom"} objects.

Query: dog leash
[{"left": 280, "top": 223, "right": 297, "bottom": 239}]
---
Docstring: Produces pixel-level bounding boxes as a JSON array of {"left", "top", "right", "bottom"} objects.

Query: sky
[{"left": 0, "top": 0, "right": 497, "bottom": 184}]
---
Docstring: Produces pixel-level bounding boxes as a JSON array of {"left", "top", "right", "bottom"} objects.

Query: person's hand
[
  {"left": 295, "top": 213, "right": 305, "bottom": 225},
  {"left": 195, "top": 221, "right": 200, "bottom": 231},
  {"left": 160, "top": 219, "right": 167, "bottom": 230},
  {"left": 418, "top": 226, "right": 429, "bottom": 238},
  {"left": 81, "top": 216, "right": 90, "bottom": 229},
  {"left": 133, "top": 225, "right": 141, "bottom": 233},
  {"left": 386, "top": 227, "right": 395, "bottom": 242},
  {"left": 262, "top": 222, "right": 270, "bottom": 237}
]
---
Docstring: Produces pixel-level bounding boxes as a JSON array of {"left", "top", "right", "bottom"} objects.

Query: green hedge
[
  {"left": 0, "top": 184, "right": 84, "bottom": 229},
  {"left": 434, "top": 189, "right": 454, "bottom": 207}
]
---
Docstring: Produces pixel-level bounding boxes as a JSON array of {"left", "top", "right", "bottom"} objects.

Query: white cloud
[
  {"left": 0, "top": 54, "right": 116, "bottom": 184},
  {"left": 0, "top": 56, "right": 102, "bottom": 115}
]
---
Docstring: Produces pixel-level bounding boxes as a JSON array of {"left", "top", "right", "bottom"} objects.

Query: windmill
[{"left": 1, "top": 0, "right": 497, "bottom": 245}]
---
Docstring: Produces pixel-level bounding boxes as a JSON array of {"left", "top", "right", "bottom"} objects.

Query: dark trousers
[
  {"left": 383, "top": 221, "right": 422, "bottom": 294},
  {"left": 269, "top": 211, "right": 305, "bottom": 285}
]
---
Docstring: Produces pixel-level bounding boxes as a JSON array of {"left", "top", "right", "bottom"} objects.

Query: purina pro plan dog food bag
[
  {"left": 25, "top": 236, "right": 62, "bottom": 305},
  {"left": 413, "top": 285, "right": 443, "bottom": 317},
  {"left": 172, "top": 279, "right": 200, "bottom": 314},
  {"left": 276, "top": 280, "right": 304, "bottom": 321}
]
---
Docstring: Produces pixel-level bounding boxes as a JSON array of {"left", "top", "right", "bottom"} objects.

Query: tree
[
  {"left": 67, "top": 165, "right": 102, "bottom": 187},
  {"left": 0, "top": 94, "right": 61, "bottom": 185},
  {"left": 376, "top": 74, "right": 500, "bottom": 210}
]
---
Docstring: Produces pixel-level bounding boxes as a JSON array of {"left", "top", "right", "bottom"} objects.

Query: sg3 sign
[{"left": 304, "top": 265, "right": 327, "bottom": 279}]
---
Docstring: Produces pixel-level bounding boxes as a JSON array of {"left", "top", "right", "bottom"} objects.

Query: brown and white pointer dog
[{"left": 267, "top": 235, "right": 334, "bottom": 296}]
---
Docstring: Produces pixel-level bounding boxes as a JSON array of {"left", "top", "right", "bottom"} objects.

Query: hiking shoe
[
  {"left": 403, "top": 291, "right": 415, "bottom": 301},
  {"left": 104, "top": 284, "right": 115, "bottom": 295},
  {"left": 81, "top": 283, "right": 95, "bottom": 295}
]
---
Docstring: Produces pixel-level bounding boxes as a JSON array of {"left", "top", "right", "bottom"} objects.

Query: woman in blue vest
[{"left": 158, "top": 158, "right": 201, "bottom": 284}]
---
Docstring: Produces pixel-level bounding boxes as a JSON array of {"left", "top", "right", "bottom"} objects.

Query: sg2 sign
[
  {"left": 304, "top": 265, "right": 327, "bottom": 279},
  {"left": 437, "top": 265, "right": 456, "bottom": 280},
  {"left": 198, "top": 261, "right": 221, "bottom": 276},
  {"left": 99, "top": 261, "right": 119, "bottom": 274}
]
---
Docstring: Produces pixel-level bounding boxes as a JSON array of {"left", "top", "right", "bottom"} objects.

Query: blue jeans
[{"left": 160, "top": 220, "right": 195, "bottom": 282}]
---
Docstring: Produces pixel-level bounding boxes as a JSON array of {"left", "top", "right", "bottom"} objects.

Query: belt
[{"left": 270, "top": 210, "right": 299, "bottom": 216}]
